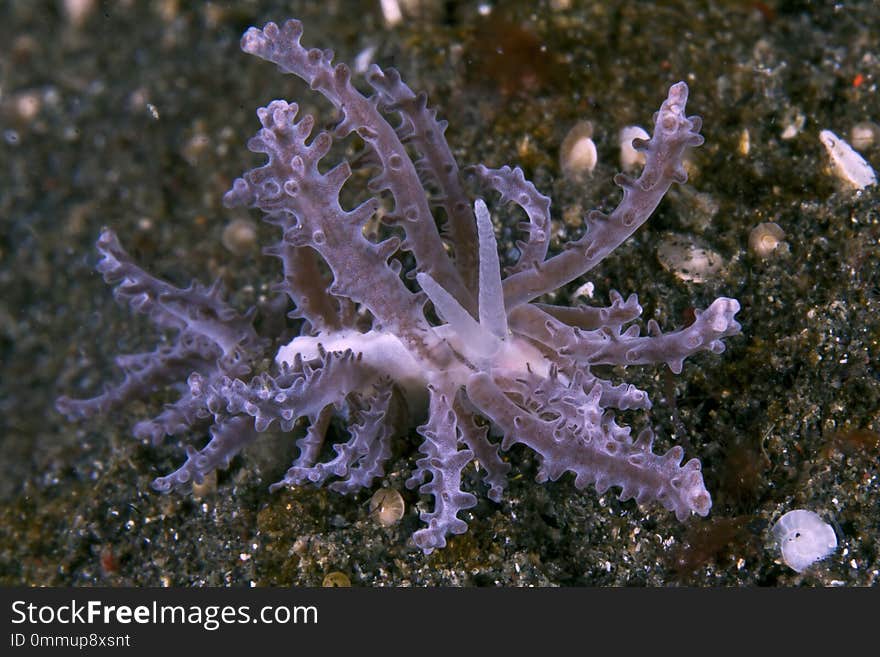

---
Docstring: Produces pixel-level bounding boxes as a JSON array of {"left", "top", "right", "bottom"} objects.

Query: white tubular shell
[{"left": 770, "top": 509, "right": 838, "bottom": 573}]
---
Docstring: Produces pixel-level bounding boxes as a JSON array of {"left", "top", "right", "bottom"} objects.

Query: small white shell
[
  {"left": 560, "top": 121, "right": 597, "bottom": 179},
  {"left": 770, "top": 509, "right": 837, "bottom": 573},
  {"left": 369, "top": 488, "right": 405, "bottom": 527},
  {"left": 619, "top": 125, "right": 649, "bottom": 170},
  {"left": 748, "top": 222, "right": 788, "bottom": 260}
]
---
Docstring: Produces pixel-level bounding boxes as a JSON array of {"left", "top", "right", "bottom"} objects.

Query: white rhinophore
[
  {"left": 475, "top": 199, "right": 508, "bottom": 340},
  {"left": 417, "top": 270, "right": 499, "bottom": 360}
]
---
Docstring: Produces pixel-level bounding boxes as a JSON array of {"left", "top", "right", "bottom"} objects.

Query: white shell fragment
[
  {"left": 560, "top": 121, "right": 598, "bottom": 179},
  {"left": 819, "top": 129, "right": 877, "bottom": 190},
  {"left": 619, "top": 125, "right": 649, "bottom": 170},
  {"left": 780, "top": 109, "right": 805, "bottom": 140},
  {"left": 380, "top": 0, "right": 403, "bottom": 27},
  {"left": 770, "top": 509, "right": 837, "bottom": 573},
  {"left": 656, "top": 233, "right": 724, "bottom": 283}
]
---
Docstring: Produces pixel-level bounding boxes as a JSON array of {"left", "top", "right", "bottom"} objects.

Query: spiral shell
[
  {"left": 322, "top": 571, "right": 351, "bottom": 587},
  {"left": 770, "top": 509, "right": 837, "bottom": 573},
  {"left": 369, "top": 488, "right": 405, "bottom": 527}
]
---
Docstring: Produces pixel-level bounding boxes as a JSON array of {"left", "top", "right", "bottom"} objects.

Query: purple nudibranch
[{"left": 57, "top": 19, "right": 741, "bottom": 553}]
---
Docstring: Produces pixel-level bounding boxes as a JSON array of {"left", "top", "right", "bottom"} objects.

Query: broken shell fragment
[
  {"left": 819, "top": 129, "right": 877, "bottom": 190},
  {"left": 619, "top": 125, "right": 649, "bottom": 170},
  {"left": 657, "top": 233, "right": 724, "bottom": 283}
]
